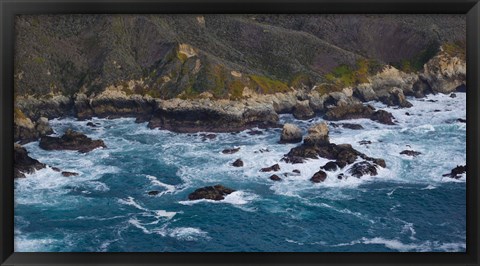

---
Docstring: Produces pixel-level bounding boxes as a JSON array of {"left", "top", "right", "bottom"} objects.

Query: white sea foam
[
  {"left": 145, "top": 175, "right": 176, "bottom": 196},
  {"left": 118, "top": 197, "right": 176, "bottom": 219},
  {"left": 178, "top": 191, "right": 258, "bottom": 207}
]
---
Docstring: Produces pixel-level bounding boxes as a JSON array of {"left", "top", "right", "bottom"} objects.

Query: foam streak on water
[{"left": 14, "top": 93, "right": 466, "bottom": 252}]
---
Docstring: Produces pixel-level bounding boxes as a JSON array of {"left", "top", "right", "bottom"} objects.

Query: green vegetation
[
  {"left": 289, "top": 73, "right": 312, "bottom": 89},
  {"left": 396, "top": 42, "right": 439, "bottom": 73},
  {"left": 442, "top": 41, "right": 466, "bottom": 59},
  {"left": 250, "top": 75, "right": 289, "bottom": 94},
  {"left": 320, "top": 59, "right": 382, "bottom": 93},
  {"left": 228, "top": 80, "right": 245, "bottom": 100},
  {"left": 32, "top": 57, "right": 45, "bottom": 64}
]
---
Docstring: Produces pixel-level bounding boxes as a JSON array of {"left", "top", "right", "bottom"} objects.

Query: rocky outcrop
[
  {"left": 348, "top": 161, "right": 378, "bottom": 178},
  {"left": 61, "top": 171, "right": 79, "bottom": 177},
  {"left": 14, "top": 108, "right": 54, "bottom": 144},
  {"left": 279, "top": 123, "right": 302, "bottom": 144},
  {"left": 293, "top": 100, "right": 315, "bottom": 120},
  {"left": 232, "top": 159, "right": 244, "bottom": 167},
  {"left": 442, "top": 165, "right": 466, "bottom": 179},
  {"left": 324, "top": 104, "right": 395, "bottom": 125},
  {"left": 188, "top": 185, "right": 236, "bottom": 201},
  {"left": 74, "top": 91, "right": 156, "bottom": 121},
  {"left": 222, "top": 147, "right": 240, "bottom": 154},
  {"left": 331, "top": 123, "right": 364, "bottom": 130},
  {"left": 261, "top": 164, "right": 280, "bottom": 172},
  {"left": 14, "top": 144, "right": 46, "bottom": 178},
  {"left": 310, "top": 170, "right": 327, "bottom": 183},
  {"left": 303, "top": 122, "right": 329, "bottom": 146},
  {"left": 283, "top": 123, "right": 386, "bottom": 177},
  {"left": 378, "top": 88, "right": 412, "bottom": 108},
  {"left": 269, "top": 174, "right": 282, "bottom": 181},
  {"left": 39, "top": 129, "right": 106, "bottom": 153},
  {"left": 147, "top": 98, "right": 279, "bottom": 133},
  {"left": 421, "top": 50, "right": 466, "bottom": 94}
]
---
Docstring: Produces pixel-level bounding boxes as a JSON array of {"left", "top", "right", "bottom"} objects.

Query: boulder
[
  {"left": 324, "top": 104, "right": 395, "bottom": 125},
  {"left": 340, "top": 123, "right": 364, "bottom": 130},
  {"left": 39, "top": 129, "right": 106, "bottom": 153},
  {"left": 260, "top": 164, "right": 280, "bottom": 172},
  {"left": 188, "top": 185, "right": 236, "bottom": 201},
  {"left": 378, "top": 88, "right": 413, "bottom": 108},
  {"left": 400, "top": 150, "right": 422, "bottom": 157},
  {"left": 222, "top": 147, "right": 240, "bottom": 154},
  {"left": 269, "top": 174, "right": 282, "bottom": 181},
  {"left": 349, "top": 161, "right": 378, "bottom": 178},
  {"left": 35, "top": 117, "right": 54, "bottom": 136},
  {"left": 311, "top": 170, "right": 327, "bottom": 183},
  {"left": 14, "top": 143, "right": 46, "bottom": 178},
  {"left": 293, "top": 100, "right": 315, "bottom": 120},
  {"left": 279, "top": 123, "right": 303, "bottom": 144},
  {"left": 232, "top": 159, "right": 244, "bottom": 167},
  {"left": 304, "top": 122, "right": 330, "bottom": 146},
  {"left": 321, "top": 161, "right": 338, "bottom": 172}
]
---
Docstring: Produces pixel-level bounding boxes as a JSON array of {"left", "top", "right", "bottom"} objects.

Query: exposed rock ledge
[{"left": 14, "top": 143, "right": 46, "bottom": 178}]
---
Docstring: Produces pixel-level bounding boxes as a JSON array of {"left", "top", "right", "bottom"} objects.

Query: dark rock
[
  {"left": 201, "top": 133, "right": 216, "bottom": 140},
  {"left": 232, "top": 159, "right": 244, "bottom": 167},
  {"left": 442, "top": 165, "right": 466, "bottom": 179},
  {"left": 337, "top": 173, "right": 345, "bottom": 180},
  {"left": 335, "top": 160, "right": 347, "bottom": 169},
  {"left": 222, "top": 147, "right": 240, "bottom": 154},
  {"left": 247, "top": 130, "right": 263, "bottom": 135},
  {"left": 405, "top": 112, "right": 411, "bottom": 116},
  {"left": 455, "top": 84, "right": 466, "bottom": 93},
  {"left": 14, "top": 143, "right": 46, "bottom": 178},
  {"left": 340, "top": 123, "right": 364, "bottom": 130},
  {"left": 324, "top": 104, "right": 395, "bottom": 125},
  {"left": 457, "top": 118, "right": 466, "bottom": 123},
  {"left": 379, "top": 88, "right": 413, "bottom": 108},
  {"left": 371, "top": 110, "right": 395, "bottom": 125},
  {"left": 293, "top": 100, "right": 315, "bottom": 120},
  {"left": 261, "top": 164, "right": 280, "bottom": 172},
  {"left": 148, "top": 190, "right": 160, "bottom": 196},
  {"left": 86, "top": 122, "right": 97, "bottom": 127},
  {"left": 349, "top": 161, "right": 378, "bottom": 178},
  {"left": 188, "top": 185, "right": 236, "bottom": 201},
  {"left": 408, "top": 78, "right": 433, "bottom": 98},
  {"left": 61, "top": 171, "right": 79, "bottom": 177},
  {"left": 39, "top": 129, "right": 106, "bottom": 153},
  {"left": 433, "top": 109, "right": 441, "bottom": 112},
  {"left": 450, "top": 93, "right": 457, "bottom": 98},
  {"left": 321, "top": 161, "right": 338, "bottom": 171},
  {"left": 269, "top": 174, "right": 282, "bottom": 181},
  {"left": 254, "top": 148, "right": 270, "bottom": 153},
  {"left": 51, "top": 167, "right": 61, "bottom": 172},
  {"left": 281, "top": 156, "right": 305, "bottom": 164},
  {"left": 400, "top": 150, "right": 422, "bottom": 157},
  {"left": 311, "top": 170, "right": 327, "bottom": 183},
  {"left": 292, "top": 169, "right": 301, "bottom": 174},
  {"left": 359, "top": 140, "right": 372, "bottom": 145}
]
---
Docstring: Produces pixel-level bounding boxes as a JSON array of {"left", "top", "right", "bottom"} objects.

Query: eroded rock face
[
  {"left": 280, "top": 123, "right": 303, "bottom": 144},
  {"left": 188, "top": 185, "right": 235, "bottom": 201},
  {"left": 293, "top": 100, "right": 315, "bottom": 120},
  {"left": 39, "top": 129, "right": 106, "bottom": 153},
  {"left": 324, "top": 104, "right": 395, "bottom": 125},
  {"left": 378, "top": 88, "right": 412, "bottom": 108},
  {"left": 14, "top": 144, "right": 46, "bottom": 178},
  {"left": 421, "top": 51, "right": 466, "bottom": 93},
  {"left": 14, "top": 109, "right": 54, "bottom": 144},
  {"left": 303, "top": 122, "right": 329, "bottom": 146},
  {"left": 147, "top": 99, "right": 279, "bottom": 133}
]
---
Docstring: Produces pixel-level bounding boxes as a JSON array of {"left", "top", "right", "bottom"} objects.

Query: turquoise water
[{"left": 14, "top": 93, "right": 466, "bottom": 252}]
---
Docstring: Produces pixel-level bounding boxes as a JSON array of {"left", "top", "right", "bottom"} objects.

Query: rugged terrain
[{"left": 13, "top": 14, "right": 466, "bottom": 142}]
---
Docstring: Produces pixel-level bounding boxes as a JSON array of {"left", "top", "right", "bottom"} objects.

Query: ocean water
[{"left": 14, "top": 93, "right": 466, "bottom": 252}]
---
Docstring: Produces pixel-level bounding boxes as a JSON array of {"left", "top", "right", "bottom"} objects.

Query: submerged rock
[
  {"left": 339, "top": 123, "right": 364, "bottom": 130},
  {"left": 280, "top": 123, "right": 303, "bottom": 144},
  {"left": 222, "top": 147, "right": 240, "bottom": 154},
  {"left": 148, "top": 190, "right": 160, "bottom": 196},
  {"left": 188, "top": 185, "right": 236, "bottom": 201},
  {"left": 260, "top": 164, "right": 280, "bottom": 172},
  {"left": 232, "top": 159, "right": 244, "bottom": 167},
  {"left": 442, "top": 165, "right": 466, "bottom": 179},
  {"left": 61, "top": 171, "right": 79, "bottom": 177},
  {"left": 457, "top": 118, "right": 466, "bottom": 123},
  {"left": 269, "top": 174, "right": 282, "bottom": 181},
  {"left": 400, "top": 150, "right": 422, "bottom": 157},
  {"left": 39, "top": 129, "right": 106, "bottom": 153},
  {"left": 348, "top": 161, "right": 378, "bottom": 178},
  {"left": 359, "top": 140, "right": 372, "bottom": 145},
  {"left": 14, "top": 143, "right": 46, "bottom": 178},
  {"left": 311, "top": 170, "right": 327, "bottom": 183}
]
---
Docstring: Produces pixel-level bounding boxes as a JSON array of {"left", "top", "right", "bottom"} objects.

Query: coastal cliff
[{"left": 13, "top": 14, "right": 466, "bottom": 142}]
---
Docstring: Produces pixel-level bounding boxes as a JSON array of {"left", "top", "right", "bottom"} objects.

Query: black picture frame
[{"left": 1, "top": 0, "right": 478, "bottom": 265}]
